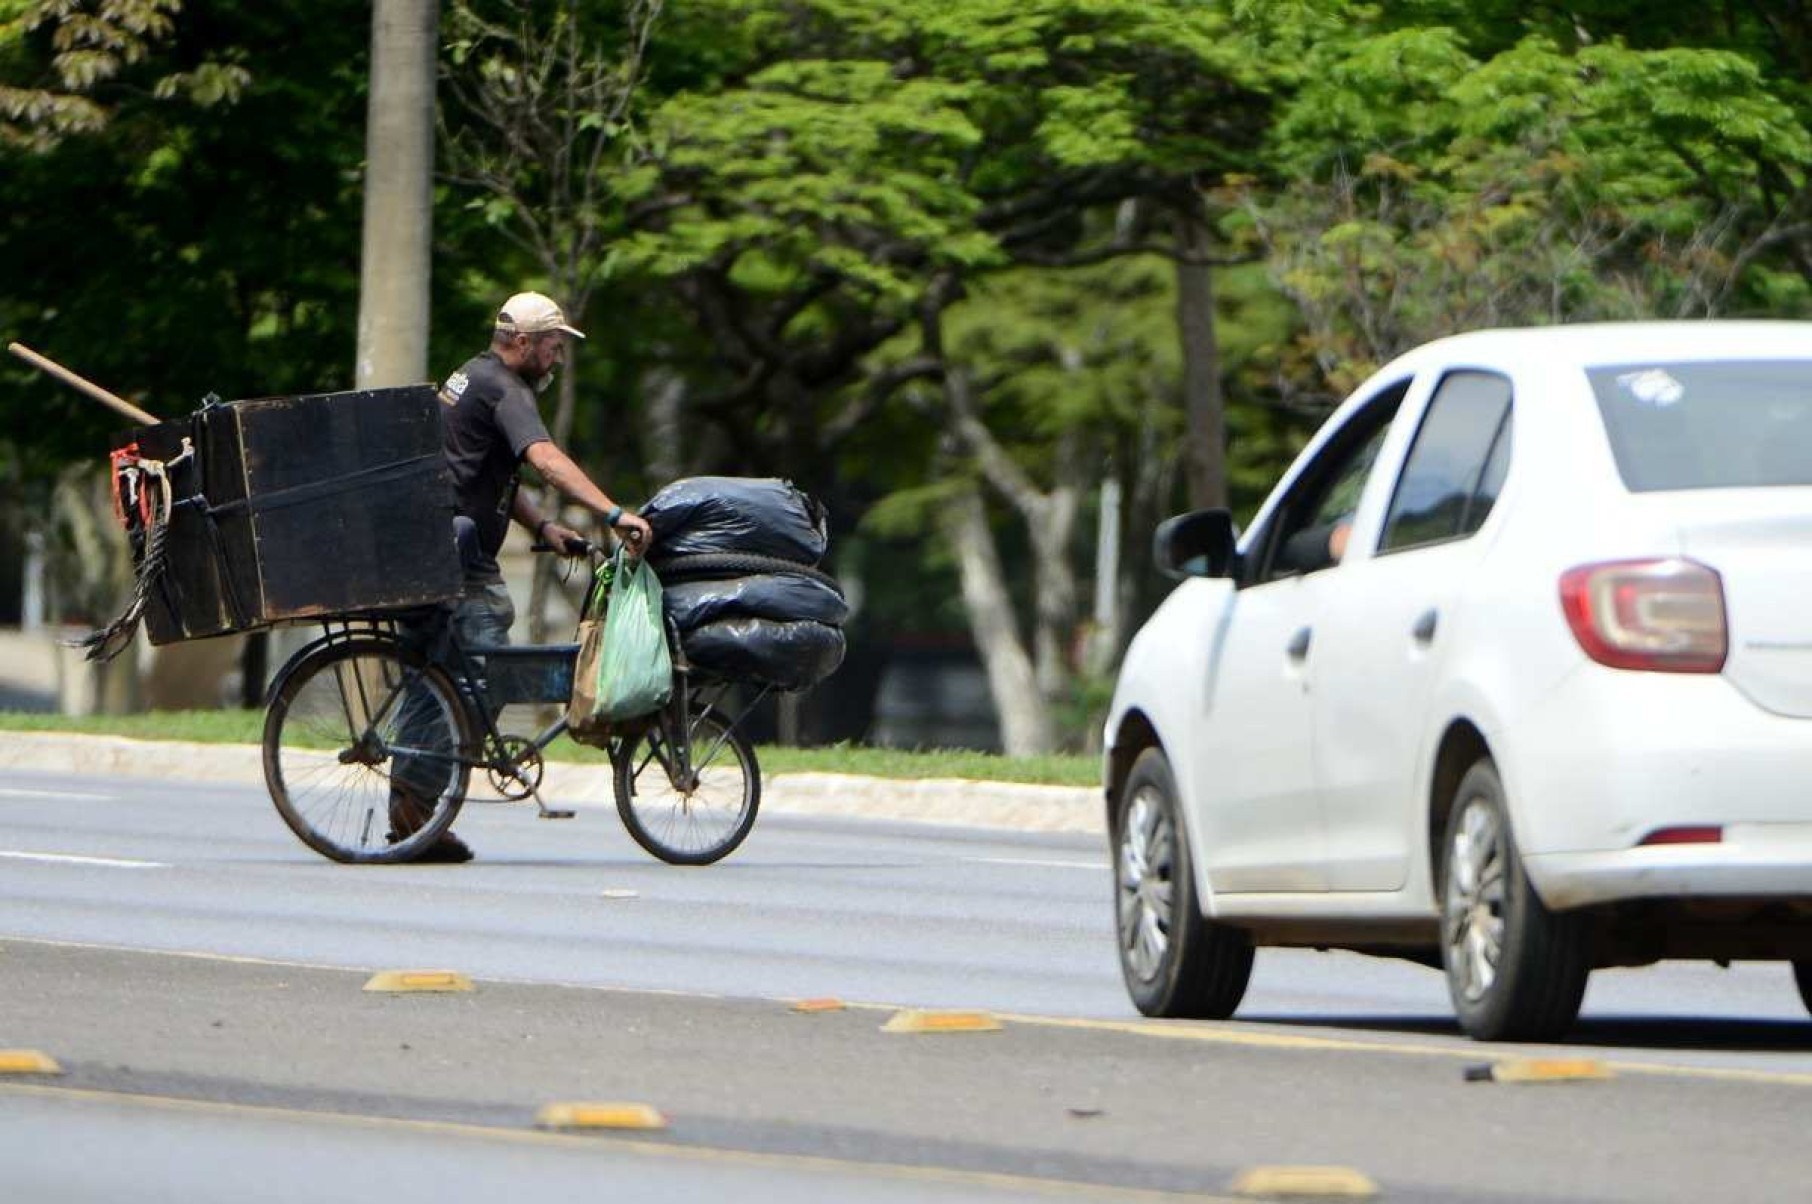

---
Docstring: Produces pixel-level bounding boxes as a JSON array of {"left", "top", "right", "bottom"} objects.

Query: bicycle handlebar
[
  {"left": 531, "top": 537, "right": 601, "bottom": 558},
  {"left": 530, "top": 532, "right": 647, "bottom": 560}
]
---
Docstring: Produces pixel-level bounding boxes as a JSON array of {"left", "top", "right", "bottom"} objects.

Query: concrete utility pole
[
  {"left": 263, "top": 0, "right": 440, "bottom": 704},
  {"left": 355, "top": 0, "right": 439, "bottom": 388},
  {"left": 1175, "top": 197, "right": 1227, "bottom": 510}
]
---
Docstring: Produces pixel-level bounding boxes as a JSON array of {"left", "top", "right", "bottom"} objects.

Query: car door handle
[
  {"left": 1286, "top": 626, "right": 1312, "bottom": 661},
  {"left": 1412, "top": 609, "right": 1438, "bottom": 644}
]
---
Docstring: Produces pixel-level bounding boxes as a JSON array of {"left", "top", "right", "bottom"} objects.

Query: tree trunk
[
  {"left": 1176, "top": 198, "right": 1227, "bottom": 509},
  {"left": 1083, "top": 474, "right": 1122, "bottom": 680},
  {"left": 1115, "top": 375, "right": 1177, "bottom": 658},
  {"left": 1026, "top": 444, "right": 1080, "bottom": 711},
  {"left": 642, "top": 367, "right": 688, "bottom": 484},
  {"left": 944, "top": 484, "right": 1052, "bottom": 756},
  {"left": 355, "top": 0, "right": 438, "bottom": 389},
  {"left": 332, "top": 0, "right": 439, "bottom": 710}
]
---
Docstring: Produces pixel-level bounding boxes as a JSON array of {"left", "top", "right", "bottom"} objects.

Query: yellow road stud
[
  {"left": 1229, "top": 1165, "right": 1379, "bottom": 1199},
  {"left": 791, "top": 997, "right": 847, "bottom": 1013},
  {"left": 881, "top": 1009, "right": 1002, "bottom": 1034},
  {"left": 535, "top": 1102, "right": 668, "bottom": 1131},
  {"left": 0, "top": 1050, "right": 62, "bottom": 1075},
  {"left": 1463, "top": 1058, "right": 1612, "bottom": 1084},
  {"left": 362, "top": 970, "right": 475, "bottom": 993}
]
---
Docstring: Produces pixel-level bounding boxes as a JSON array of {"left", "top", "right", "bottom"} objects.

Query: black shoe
[
  {"left": 387, "top": 786, "right": 473, "bottom": 863},
  {"left": 413, "top": 832, "right": 474, "bottom": 864}
]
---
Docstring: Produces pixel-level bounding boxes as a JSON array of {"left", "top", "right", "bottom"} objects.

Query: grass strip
[{"left": 0, "top": 709, "right": 1099, "bottom": 787}]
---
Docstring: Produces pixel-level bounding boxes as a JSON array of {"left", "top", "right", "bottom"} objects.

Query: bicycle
[{"left": 259, "top": 541, "right": 806, "bottom": 867}]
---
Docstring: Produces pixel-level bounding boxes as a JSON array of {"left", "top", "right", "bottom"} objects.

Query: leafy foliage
[
  {"left": 1248, "top": 18, "right": 1812, "bottom": 396},
  {"left": 0, "top": 0, "right": 246, "bottom": 148}
]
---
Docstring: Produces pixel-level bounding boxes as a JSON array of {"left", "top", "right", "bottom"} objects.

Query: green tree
[
  {"left": 1246, "top": 16, "right": 1812, "bottom": 398},
  {"left": 0, "top": 0, "right": 246, "bottom": 149},
  {"left": 440, "top": 0, "right": 666, "bottom": 637},
  {"left": 608, "top": 0, "right": 1280, "bottom": 750}
]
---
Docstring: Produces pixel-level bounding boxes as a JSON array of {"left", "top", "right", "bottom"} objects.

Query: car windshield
[{"left": 1587, "top": 359, "right": 1812, "bottom": 492}]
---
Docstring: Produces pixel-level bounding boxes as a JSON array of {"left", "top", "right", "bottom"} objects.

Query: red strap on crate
[{"left": 108, "top": 442, "right": 150, "bottom": 528}]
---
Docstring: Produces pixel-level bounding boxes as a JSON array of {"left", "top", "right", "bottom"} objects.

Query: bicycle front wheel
[
  {"left": 263, "top": 638, "right": 476, "bottom": 863},
  {"left": 614, "top": 705, "right": 760, "bottom": 865}
]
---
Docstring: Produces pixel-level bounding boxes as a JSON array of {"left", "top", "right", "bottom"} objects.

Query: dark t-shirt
[{"left": 437, "top": 350, "right": 551, "bottom": 581}]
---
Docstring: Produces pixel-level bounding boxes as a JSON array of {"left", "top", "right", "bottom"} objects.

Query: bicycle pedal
[{"left": 537, "top": 808, "right": 577, "bottom": 820}]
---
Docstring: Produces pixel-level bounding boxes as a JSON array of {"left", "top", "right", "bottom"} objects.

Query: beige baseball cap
[{"left": 495, "top": 291, "right": 586, "bottom": 339}]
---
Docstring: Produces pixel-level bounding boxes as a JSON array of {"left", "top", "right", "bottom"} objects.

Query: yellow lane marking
[
  {"left": 536, "top": 1101, "right": 667, "bottom": 1131},
  {"left": 0, "top": 1080, "right": 1243, "bottom": 1203},
  {"left": 1229, "top": 1165, "right": 1378, "bottom": 1199},
  {"left": 9, "top": 934, "right": 1812, "bottom": 1089},
  {"left": 0, "top": 1050, "right": 61, "bottom": 1075},
  {"left": 362, "top": 970, "right": 474, "bottom": 993},
  {"left": 882, "top": 1009, "right": 1003, "bottom": 1034},
  {"left": 791, "top": 997, "right": 846, "bottom": 1013},
  {"left": 1464, "top": 1058, "right": 1612, "bottom": 1084},
  {"left": 983, "top": 1010, "right": 1812, "bottom": 1088},
  {"left": 0, "top": 936, "right": 734, "bottom": 1003}
]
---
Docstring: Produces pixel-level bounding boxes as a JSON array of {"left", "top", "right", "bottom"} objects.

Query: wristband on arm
[
  {"left": 603, "top": 504, "right": 624, "bottom": 529},
  {"left": 535, "top": 517, "right": 555, "bottom": 543}
]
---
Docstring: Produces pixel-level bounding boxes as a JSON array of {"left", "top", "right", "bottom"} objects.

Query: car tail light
[
  {"left": 1558, "top": 558, "right": 1727, "bottom": 673},
  {"left": 1638, "top": 825, "right": 1723, "bottom": 846}
]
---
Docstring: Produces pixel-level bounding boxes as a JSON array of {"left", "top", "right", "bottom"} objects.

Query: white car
[{"left": 1103, "top": 321, "right": 1812, "bottom": 1041}]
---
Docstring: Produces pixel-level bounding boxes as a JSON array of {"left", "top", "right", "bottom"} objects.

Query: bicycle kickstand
[
  {"left": 501, "top": 767, "right": 573, "bottom": 821},
  {"left": 531, "top": 787, "right": 576, "bottom": 821},
  {"left": 529, "top": 790, "right": 572, "bottom": 819}
]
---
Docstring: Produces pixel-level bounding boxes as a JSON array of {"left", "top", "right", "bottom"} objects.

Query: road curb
[{"left": 0, "top": 732, "right": 1104, "bottom": 836}]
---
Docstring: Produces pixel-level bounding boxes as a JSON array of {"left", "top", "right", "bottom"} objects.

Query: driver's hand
[
  {"left": 542, "top": 520, "right": 589, "bottom": 557},
  {"left": 614, "top": 511, "right": 653, "bottom": 553}
]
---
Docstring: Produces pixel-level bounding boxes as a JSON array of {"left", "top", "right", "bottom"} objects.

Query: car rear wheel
[
  {"left": 1114, "top": 747, "right": 1253, "bottom": 1019},
  {"left": 1793, "top": 962, "right": 1812, "bottom": 1018},
  {"left": 1441, "top": 759, "right": 1590, "bottom": 1041}
]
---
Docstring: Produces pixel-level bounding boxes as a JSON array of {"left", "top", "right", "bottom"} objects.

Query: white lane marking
[
  {"left": 0, "top": 850, "right": 167, "bottom": 869},
  {"left": 0, "top": 788, "right": 114, "bottom": 801},
  {"left": 963, "top": 856, "right": 1105, "bottom": 871}
]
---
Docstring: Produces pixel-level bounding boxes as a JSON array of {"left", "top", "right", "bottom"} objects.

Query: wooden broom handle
[{"left": 8, "top": 341, "right": 161, "bottom": 426}]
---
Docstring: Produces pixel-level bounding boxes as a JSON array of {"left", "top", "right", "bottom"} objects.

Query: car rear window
[{"left": 1588, "top": 360, "right": 1812, "bottom": 491}]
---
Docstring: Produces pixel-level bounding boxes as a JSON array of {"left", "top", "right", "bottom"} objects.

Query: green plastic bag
[{"left": 589, "top": 550, "right": 673, "bottom": 722}]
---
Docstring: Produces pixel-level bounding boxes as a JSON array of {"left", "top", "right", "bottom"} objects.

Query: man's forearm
[
  {"left": 510, "top": 489, "right": 549, "bottom": 532},
  {"left": 522, "top": 441, "right": 617, "bottom": 521}
]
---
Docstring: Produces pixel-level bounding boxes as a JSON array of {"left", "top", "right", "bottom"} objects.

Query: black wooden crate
[{"left": 128, "top": 385, "right": 460, "bottom": 644}]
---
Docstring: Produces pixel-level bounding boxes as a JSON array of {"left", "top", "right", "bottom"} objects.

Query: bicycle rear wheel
[
  {"left": 263, "top": 638, "right": 476, "bottom": 863},
  {"left": 614, "top": 705, "right": 760, "bottom": 865}
]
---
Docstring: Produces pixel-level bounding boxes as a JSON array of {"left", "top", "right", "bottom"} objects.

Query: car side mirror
[{"left": 1153, "top": 508, "right": 1237, "bottom": 580}]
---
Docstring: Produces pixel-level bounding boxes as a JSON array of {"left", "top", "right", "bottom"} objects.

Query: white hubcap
[{"left": 1444, "top": 797, "right": 1507, "bottom": 1003}]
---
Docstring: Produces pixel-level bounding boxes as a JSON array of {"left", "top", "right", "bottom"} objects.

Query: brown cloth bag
[{"left": 565, "top": 562, "right": 613, "bottom": 746}]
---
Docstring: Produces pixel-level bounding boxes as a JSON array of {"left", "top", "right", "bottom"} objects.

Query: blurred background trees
[{"left": 5, "top": 0, "right": 1811, "bottom": 749}]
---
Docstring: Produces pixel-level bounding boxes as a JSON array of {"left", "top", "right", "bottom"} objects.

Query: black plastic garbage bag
[
  {"left": 663, "top": 573, "right": 848, "bottom": 631},
  {"left": 681, "top": 617, "right": 846, "bottom": 691},
  {"left": 643, "top": 476, "right": 828, "bottom": 566}
]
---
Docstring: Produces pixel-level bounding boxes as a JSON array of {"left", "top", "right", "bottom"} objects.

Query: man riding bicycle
[{"left": 392, "top": 291, "right": 653, "bottom": 862}]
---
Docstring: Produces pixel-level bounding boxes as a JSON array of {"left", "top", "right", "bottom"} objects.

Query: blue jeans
[{"left": 390, "top": 582, "right": 516, "bottom": 810}]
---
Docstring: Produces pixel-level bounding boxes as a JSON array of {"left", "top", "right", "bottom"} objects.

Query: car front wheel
[
  {"left": 1441, "top": 759, "right": 1590, "bottom": 1041},
  {"left": 1114, "top": 747, "right": 1253, "bottom": 1019}
]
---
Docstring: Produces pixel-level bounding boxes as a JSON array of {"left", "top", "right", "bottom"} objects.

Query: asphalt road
[{"left": 3, "top": 768, "right": 1812, "bottom": 1202}]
